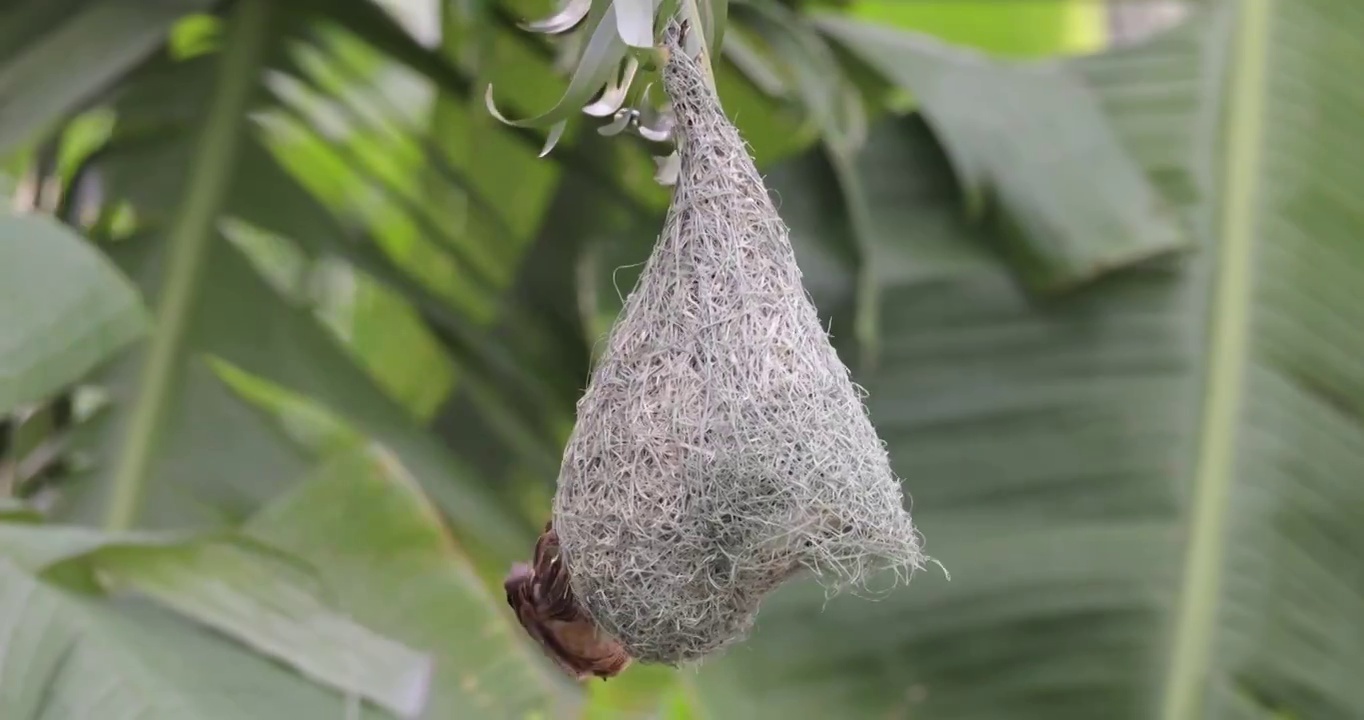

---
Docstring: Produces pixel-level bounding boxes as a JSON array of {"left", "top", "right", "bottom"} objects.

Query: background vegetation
[{"left": 3, "top": 0, "right": 1361, "bottom": 718}]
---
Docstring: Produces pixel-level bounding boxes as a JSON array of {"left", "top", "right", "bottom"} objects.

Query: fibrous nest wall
[{"left": 551, "top": 19, "right": 926, "bottom": 666}]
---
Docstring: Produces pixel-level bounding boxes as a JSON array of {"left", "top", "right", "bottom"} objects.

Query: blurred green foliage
[{"left": 3, "top": 1, "right": 1363, "bottom": 719}]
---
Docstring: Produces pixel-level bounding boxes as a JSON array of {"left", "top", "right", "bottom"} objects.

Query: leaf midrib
[
  {"left": 103, "top": 0, "right": 272, "bottom": 531},
  {"left": 1161, "top": 1, "right": 1271, "bottom": 718}
]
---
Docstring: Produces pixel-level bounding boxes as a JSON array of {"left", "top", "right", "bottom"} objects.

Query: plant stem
[
  {"left": 1160, "top": 1, "right": 1269, "bottom": 718},
  {"left": 102, "top": 0, "right": 273, "bottom": 532},
  {"left": 680, "top": 0, "right": 720, "bottom": 100},
  {"left": 824, "top": 146, "right": 880, "bottom": 372}
]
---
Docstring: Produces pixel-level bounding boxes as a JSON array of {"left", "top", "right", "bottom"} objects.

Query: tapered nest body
[{"left": 551, "top": 21, "right": 925, "bottom": 666}]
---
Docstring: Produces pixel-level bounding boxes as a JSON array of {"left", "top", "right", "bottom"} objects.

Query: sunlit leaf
[
  {"left": 65, "top": 37, "right": 536, "bottom": 556},
  {"left": 846, "top": 0, "right": 1106, "bottom": 57},
  {"left": 298, "top": 0, "right": 473, "bottom": 98}
]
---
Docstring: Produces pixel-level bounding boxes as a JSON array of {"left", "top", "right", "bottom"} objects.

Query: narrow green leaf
[
  {"left": 431, "top": 135, "right": 635, "bottom": 511},
  {"left": 486, "top": 1, "right": 628, "bottom": 130},
  {"left": 616, "top": 0, "right": 657, "bottom": 48},
  {"left": 0, "top": 522, "right": 190, "bottom": 572},
  {"left": 0, "top": 498, "right": 40, "bottom": 522},
  {"left": 0, "top": 0, "right": 216, "bottom": 156},
  {"left": 1165, "top": 9, "right": 1266, "bottom": 714},
  {"left": 0, "top": 558, "right": 397, "bottom": 720},
  {"left": 584, "top": 56, "right": 640, "bottom": 117},
  {"left": 540, "top": 119, "right": 568, "bottom": 157},
  {"left": 57, "top": 352, "right": 314, "bottom": 530},
  {"left": 246, "top": 445, "right": 575, "bottom": 718},
  {"left": 296, "top": 0, "right": 474, "bottom": 97},
  {"left": 720, "top": 26, "right": 787, "bottom": 96},
  {"left": 0, "top": 521, "right": 433, "bottom": 718},
  {"left": 521, "top": 0, "right": 593, "bottom": 34},
  {"left": 822, "top": 146, "right": 881, "bottom": 368},
  {"left": 0, "top": 213, "right": 148, "bottom": 414},
  {"left": 309, "top": 0, "right": 623, "bottom": 188},
  {"left": 815, "top": 15, "right": 1188, "bottom": 291},
  {"left": 98, "top": 541, "right": 434, "bottom": 719},
  {"left": 0, "top": 0, "right": 85, "bottom": 65},
  {"left": 705, "top": 0, "right": 730, "bottom": 53},
  {"left": 734, "top": 1, "right": 864, "bottom": 153}
]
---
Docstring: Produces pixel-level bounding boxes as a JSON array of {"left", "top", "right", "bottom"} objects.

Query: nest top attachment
[{"left": 551, "top": 20, "right": 926, "bottom": 666}]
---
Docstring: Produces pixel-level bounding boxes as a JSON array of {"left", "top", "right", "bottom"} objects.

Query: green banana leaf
[
  {"left": 0, "top": 439, "right": 576, "bottom": 718},
  {"left": 245, "top": 444, "right": 578, "bottom": 717},
  {"left": 0, "top": 522, "right": 432, "bottom": 717},
  {"left": 0, "top": 562, "right": 394, "bottom": 720},
  {"left": 0, "top": 213, "right": 148, "bottom": 414},
  {"left": 678, "top": 3, "right": 1363, "bottom": 718}
]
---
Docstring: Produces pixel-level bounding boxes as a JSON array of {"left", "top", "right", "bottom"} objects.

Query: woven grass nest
[{"left": 550, "top": 19, "right": 927, "bottom": 666}]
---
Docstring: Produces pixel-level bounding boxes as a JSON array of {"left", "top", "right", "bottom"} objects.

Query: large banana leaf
[
  {"left": 245, "top": 444, "right": 576, "bottom": 717},
  {"left": 1169, "top": 1, "right": 1364, "bottom": 716},
  {"left": 0, "top": 522, "right": 433, "bottom": 717},
  {"left": 0, "top": 440, "right": 564, "bottom": 719},
  {"left": 667, "top": 3, "right": 1361, "bottom": 718},
  {"left": 0, "top": 441, "right": 574, "bottom": 718},
  {"left": 0, "top": 562, "right": 392, "bottom": 720},
  {"left": 0, "top": 213, "right": 148, "bottom": 413}
]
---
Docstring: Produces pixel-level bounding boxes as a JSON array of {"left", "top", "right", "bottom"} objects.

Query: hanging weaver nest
[{"left": 543, "top": 19, "right": 928, "bottom": 667}]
